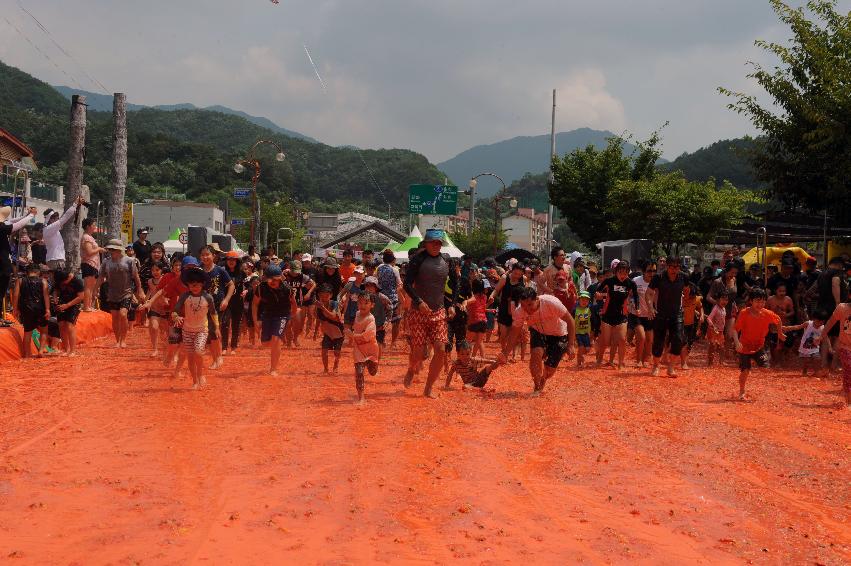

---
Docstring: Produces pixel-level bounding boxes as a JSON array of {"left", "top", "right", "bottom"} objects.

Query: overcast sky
[{"left": 0, "top": 1, "right": 836, "bottom": 162}]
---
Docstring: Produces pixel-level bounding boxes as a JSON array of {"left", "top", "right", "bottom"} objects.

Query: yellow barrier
[{"left": 742, "top": 246, "right": 814, "bottom": 266}]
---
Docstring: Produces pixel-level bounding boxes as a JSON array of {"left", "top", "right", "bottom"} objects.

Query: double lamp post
[
  {"left": 468, "top": 172, "right": 517, "bottom": 256},
  {"left": 233, "top": 139, "right": 286, "bottom": 251}
]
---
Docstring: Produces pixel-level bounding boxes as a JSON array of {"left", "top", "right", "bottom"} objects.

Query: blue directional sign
[
  {"left": 230, "top": 218, "right": 247, "bottom": 226},
  {"left": 233, "top": 188, "right": 251, "bottom": 198}
]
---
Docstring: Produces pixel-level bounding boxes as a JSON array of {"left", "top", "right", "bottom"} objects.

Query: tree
[
  {"left": 450, "top": 224, "right": 506, "bottom": 262},
  {"left": 549, "top": 134, "right": 662, "bottom": 248},
  {"left": 606, "top": 172, "right": 761, "bottom": 255},
  {"left": 719, "top": 0, "right": 851, "bottom": 221}
]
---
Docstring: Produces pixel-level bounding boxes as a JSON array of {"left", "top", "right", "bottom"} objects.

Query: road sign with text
[
  {"left": 230, "top": 218, "right": 247, "bottom": 226},
  {"left": 408, "top": 184, "right": 458, "bottom": 215},
  {"left": 233, "top": 188, "right": 251, "bottom": 199}
]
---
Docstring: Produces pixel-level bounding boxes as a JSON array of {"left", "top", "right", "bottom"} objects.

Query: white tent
[
  {"left": 442, "top": 234, "right": 464, "bottom": 259},
  {"left": 162, "top": 239, "right": 184, "bottom": 255}
]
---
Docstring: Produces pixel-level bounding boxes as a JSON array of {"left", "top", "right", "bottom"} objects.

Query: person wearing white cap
[
  {"left": 43, "top": 196, "right": 84, "bottom": 270},
  {"left": 1, "top": 205, "right": 37, "bottom": 323}
]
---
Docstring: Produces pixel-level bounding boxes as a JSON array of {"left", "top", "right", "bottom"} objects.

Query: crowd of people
[{"left": 2, "top": 204, "right": 850, "bottom": 408}]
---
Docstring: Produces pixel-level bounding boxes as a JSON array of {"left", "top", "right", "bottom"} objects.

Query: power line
[
  {"left": 16, "top": 0, "right": 109, "bottom": 94},
  {"left": 2, "top": 16, "right": 85, "bottom": 90}
]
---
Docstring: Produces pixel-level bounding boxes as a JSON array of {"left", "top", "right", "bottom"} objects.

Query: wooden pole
[
  {"left": 106, "top": 93, "right": 128, "bottom": 242},
  {"left": 62, "top": 94, "right": 86, "bottom": 272}
]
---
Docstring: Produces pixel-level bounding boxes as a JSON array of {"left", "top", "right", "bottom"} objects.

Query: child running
[
  {"left": 252, "top": 264, "right": 297, "bottom": 376},
  {"left": 783, "top": 309, "right": 827, "bottom": 376},
  {"left": 171, "top": 268, "right": 218, "bottom": 390},
  {"left": 732, "top": 288, "right": 783, "bottom": 401},
  {"left": 350, "top": 292, "right": 380, "bottom": 405},
  {"left": 444, "top": 339, "right": 501, "bottom": 390},
  {"left": 463, "top": 278, "right": 488, "bottom": 358},
  {"left": 574, "top": 291, "right": 592, "bottom": 367},
  {"left": 706, "top": 292, "right": 730, "bottom": 366},
  {"left": 13, "top": 263, "right": 49, "bottom": 358},
  {"left": 144, "top": 261, "right": 168, "bottom": 358},
  {"left": 315, "top": 284, "right": 344, "bottom": 374}
]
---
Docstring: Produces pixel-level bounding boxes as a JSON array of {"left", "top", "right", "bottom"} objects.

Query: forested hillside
[{"left": 0, "top": 60, "right": 444, "bottom": 215}]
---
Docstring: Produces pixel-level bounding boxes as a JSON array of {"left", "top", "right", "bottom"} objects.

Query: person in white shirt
[
  {"left": 42, "top": 196, "right": 83, "bottom": 270},
  {"left": 499, "top": 286, "right": 576, "bottom": 396}
]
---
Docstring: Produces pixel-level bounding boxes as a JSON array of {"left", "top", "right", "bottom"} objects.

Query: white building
[
  {"left": 131, "top": 200, "right": 225, "bottom": 243},
  {"left": 417, "top": 211, "right": 473, "bottom": 235},
  {"left": 503, "top": 207, "right": 548, "bottom": 253}
]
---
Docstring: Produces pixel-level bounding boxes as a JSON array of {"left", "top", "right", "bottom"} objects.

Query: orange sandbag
[{"left": 0, "top": 310, "right": 114, "bottom": 363}]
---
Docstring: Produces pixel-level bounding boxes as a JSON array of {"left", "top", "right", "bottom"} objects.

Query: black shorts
[
  {"left": 57, "top": 306, "right": 81, "bottom": 324},
  {"left": 107, "top": 298, "right": 132, "bottom": 312},
  {"left": 529, "top": 328, "right": 568, "bottom": 369},
  {"left": 20, "top": 310, "right": 47, "bottom": 332},
  {"left": 467, "top": 321, "right": 487, "bottom": 333},
  {"left": 739, "top": 349, "right": 770, "bottom": 370},
  {"left": 639, "top": 317, "right": 653, "bottom": 329},
  {"left": 376, "top": 328, "right": 386, "bottom": 346},
  {"left": 321, "top": 335, "right": 344, "bottom": 351},
  {"left": 497, "top": 310, "right": 513, "bottom": 328},
  {"left": 627, "top": 314, "right": 639, "bottom": 330},
  {"left": 81, "top": 263, "right": 99, "bottom": 279},
  {"left": 601, "top": 313, "right": 628, "bottom": 326},
  {"left": 148, "top": 310, "right": 165, "bottom": 319}
]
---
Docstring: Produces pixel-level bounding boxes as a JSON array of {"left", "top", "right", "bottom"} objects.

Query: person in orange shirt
[
  {"left": 733, "top": 288, "right": 782, "bottom": 401},
  {"left": 338, "top": 249, "right": 356, "bottom": 282}
]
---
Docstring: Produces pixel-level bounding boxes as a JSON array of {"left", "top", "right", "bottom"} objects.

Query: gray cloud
[{"left": 1, "top": 0, "right": 841, "bottom": 162}]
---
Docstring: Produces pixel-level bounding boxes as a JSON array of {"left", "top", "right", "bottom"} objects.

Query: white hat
[
  {"left": 301, "top": 253, "right": 312, "bottom": 262},
  {"left": 610, "top": 259, "right": 620, "bottom": 270}
]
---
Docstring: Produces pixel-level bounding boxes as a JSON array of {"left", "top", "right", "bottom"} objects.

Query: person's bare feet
[
  {"left": 424, "top": 390, "right": 438, "bottom": 399},
  {"left": 403, "top": 371, "right": 414, "bottom": 388},
  {"left": 199, "top": 377, "right": 207, "bottom": 388},
  {"left": 530, "top": 390, "right": 542, "bottom": 398},
  {"left": 270, "top": 369, "right": 278, "bottom": 377},
  {"left": 667, "top": 366, "right": 678, "bottom": 378}
]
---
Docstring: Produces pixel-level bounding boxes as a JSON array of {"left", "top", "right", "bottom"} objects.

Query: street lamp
[
  {"left": 492, "top": 191, "right": 518, "bottom": 256},
  {"left": 276, "top": 227, "right": 293, "bottom": 258},
  {"left": 233, "top": 139, "right": 287, "bottom": 250},
  {"left": 468, "top": 172, "right": 507, "bottom": 236}
]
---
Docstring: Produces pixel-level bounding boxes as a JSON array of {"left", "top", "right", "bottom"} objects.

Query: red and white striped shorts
[{"left": 407, "top": 307, "right": 447, "bottom": 347}]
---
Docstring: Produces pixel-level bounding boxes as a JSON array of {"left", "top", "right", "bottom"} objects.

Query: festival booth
[{"left": 0, "top": 310, "right": 114, "bottom": 363}]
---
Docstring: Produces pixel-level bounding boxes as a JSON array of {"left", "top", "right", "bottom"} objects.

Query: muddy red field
[{"left": 1, "top": 328, "right": 849, "bottom": 565}]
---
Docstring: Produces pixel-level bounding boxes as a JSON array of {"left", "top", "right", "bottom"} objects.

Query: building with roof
[
  {"left": 131, "top": 200, "right": 226, "bottom": 243},
  {"left": 0, "top": 127, "right": 65, "bottom": 219},
  {"left": 503, "top": 207, "right": 548, "bottom": 253},
  {"left": 417, "top": 211, "right": 474, "bottom": 235}
]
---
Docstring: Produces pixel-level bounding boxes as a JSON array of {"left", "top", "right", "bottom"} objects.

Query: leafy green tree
[
  {"left": 719, "top": 0, "right": 851, "bottom": 221},
  {"left": 449, "top": 224, "right": 506, "bottom": 261},
  {"left": 606, "top": 172, "right": 761, "bottom": 255},
  {"left": 549, "top": 134, "right": 662, "bottom": 248}
]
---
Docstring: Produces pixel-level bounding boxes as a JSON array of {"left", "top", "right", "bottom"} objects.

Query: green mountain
[
  {"left": 52, "top": 86, "right": 318, "bottom": 143},
  {"left": 1, "top": 60, "right": 444, "bottom": 215},
  {"left": 437, "top": 128, "right": 650, "bottom": 198},
  {"left": 660, "top": 137, "right": 763, "bottom": 189}
]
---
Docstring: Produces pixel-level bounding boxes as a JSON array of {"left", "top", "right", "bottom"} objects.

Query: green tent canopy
[{"left": 168, "top": 227, "right": 184, "bottom": 241}]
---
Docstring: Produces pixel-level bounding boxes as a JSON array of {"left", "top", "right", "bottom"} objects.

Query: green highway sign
[{"left": 408, "top": 184, "right": 458, "bottom": 215}]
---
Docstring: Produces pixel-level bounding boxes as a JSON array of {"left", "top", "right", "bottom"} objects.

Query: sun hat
[
  {"left": 105, "top": 238, "right": 124, "bottom": 251},
  {"left": 353, "top": 266, "right": 365, "bottom": 274},
  {"left": 363, "top": 276, "right": 379, "bottom": 287},
  {"left": 610, "top": 259, "right": 620, "bottom": 270},
  {"left": 579, "top": 291, "right": 591, "bottom": 299},
  {"left": 209, "top": 242, "right": 222, "bottom": 253},
  {"left": 301, "top": 253, "right": 312, "bottom": 262},
  {"left": 423, "top": 228, "right": 446, "bottom": 243},
  {"left": 265, "top": 264, "right": 283, "bottom": 277},
  {"left": 0, "top": 206, "right": 11, "bottom": 222},
  {"left": 181, "top": 256, "right": 200, "bottom": 268},
  {"left": 347, "top": 276, "right": 356, "bottom": 283},
  {"left": 224, "top": 250, "right": 239, "bottom": 259},
  {"left": 323, "top": 257, "right": 339, "bottom": 269},
  {"left": 290, "top": 259, "right": 302, "bottom": 273}
]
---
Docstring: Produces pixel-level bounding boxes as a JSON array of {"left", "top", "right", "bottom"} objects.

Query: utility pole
[
  {"left": 546, "top": 89, "right": 556, "bottom": 261},
  {"left": 106, "top": 93, "right": 128, "bottom": 242},
  {"left": 61, "top": 94, "right": 86, "bottom": 272}
]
